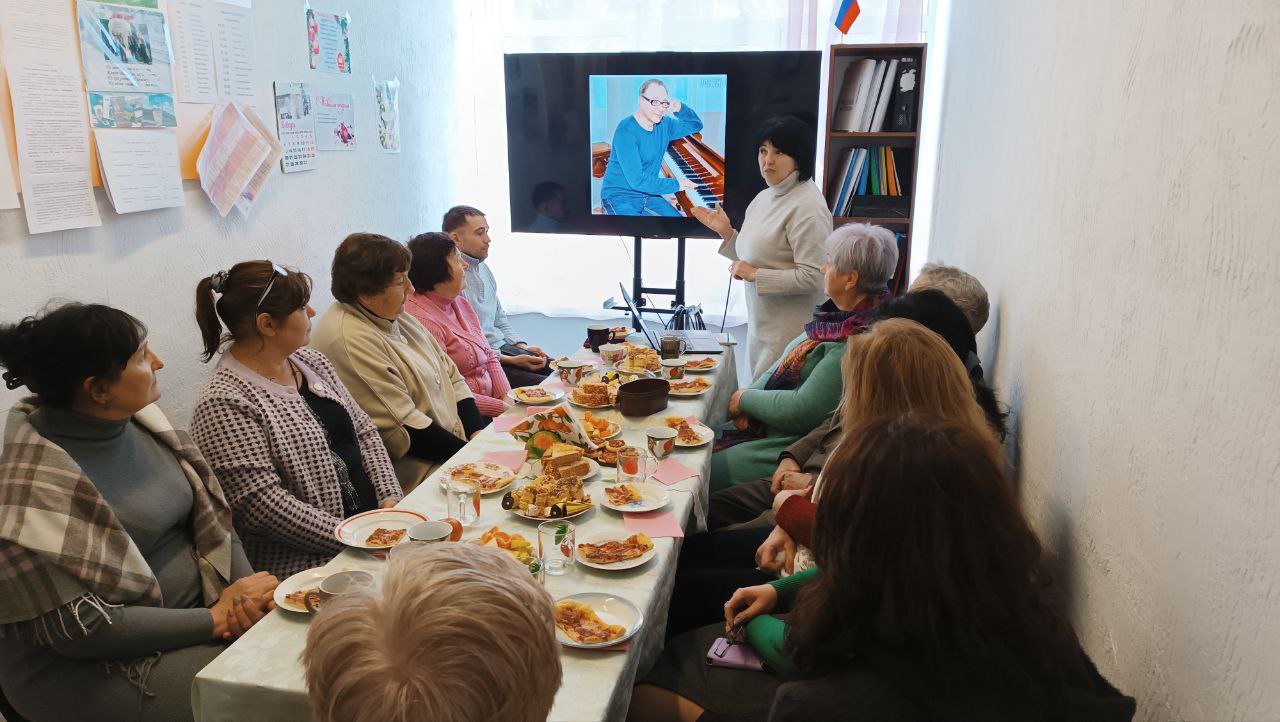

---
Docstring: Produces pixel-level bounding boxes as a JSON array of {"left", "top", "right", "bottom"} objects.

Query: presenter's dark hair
[
  {"left": 0, "top": 303, "right": 146, "bottom": 408},
  {"left": 531, "top": 181, "right": 565, "bottom": 209},
  {"left": 195, "top": 261, "right": 312, "bottom": 362},
  {"left": 407, "top": 232, "right": 458, "bottom": 292},
  {"left": 331, "top": 233, "right": 412, "bottom": 304},
  {"left": 754, "top": 115, "right": 816, "bottom": 182},
  {"left": 442, "top": 205, "right": 485, "bottom": 234}
]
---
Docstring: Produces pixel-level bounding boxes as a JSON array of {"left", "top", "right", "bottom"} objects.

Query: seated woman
[
  {"left": 190, "top": 261, "right": 404, "bottom": 579},
  {"left": 707, "top": 287, "right": 1007, "bottom": 531},
  {"left": 403, "top": 232, "right": 511, "bottom": 420},
  {"left": 666, "top": 317, "right": 1000, "bottom": 640},
  {"left": 0, "top": 303, "right": 276, "bottom": 722},
  {"left": 709, "top": 222, "right": 898, "bottom": 491},
  {"left": 633, "top": 414, "right": 1136, "bottom": 722},
  {"left": 310, "top": 233, "right": 486, "bottom": 491}
]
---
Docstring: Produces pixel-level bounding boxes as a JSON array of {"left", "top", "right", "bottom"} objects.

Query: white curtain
[{"left": 446, "top": 0, "right": 931, "bottom": 323}]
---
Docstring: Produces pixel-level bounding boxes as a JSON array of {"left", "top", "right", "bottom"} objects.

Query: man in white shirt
[{"left": 443, "top": 205, "right": 553, "bottom": 388}]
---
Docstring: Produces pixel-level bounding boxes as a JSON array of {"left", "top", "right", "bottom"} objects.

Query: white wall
[
  {"left": 0, "top": 0, "right": 458, "bottom": 423},
  {"left": 930, "top": 2, "right": 1280, "bottom": 719}
]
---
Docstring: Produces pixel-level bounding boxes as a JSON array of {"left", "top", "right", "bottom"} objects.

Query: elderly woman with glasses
[
  {"left": 708, "top": 223, "right": 899, "bottom": 491},
  {"left": 310, "top": 233, "right": 486, "bottom": 492},
  {"left": 190, "top": 261, "right": 404, "bottom": 579}
]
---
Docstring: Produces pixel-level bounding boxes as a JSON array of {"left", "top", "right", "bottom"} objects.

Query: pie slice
[
  {"left": 515, "top": 386, "right": 554, "bottom": 403},
  {"left": 365, "top": 527, "right": 406, "bottom": 547},
  {"left": 605, "top": 484, "right": 643, "bottom": 506},
  {"left": 577, "top": 533, "right": 654, "bottom": 565},
  {"left": 554, "top": 599, "right": 626, "bottom": 644}
]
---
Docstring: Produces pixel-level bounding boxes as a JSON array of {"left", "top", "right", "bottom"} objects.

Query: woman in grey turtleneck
[
  {"left": 0, "top": 303, "right": 277, "bottom": 722},
  {"left": 695, "top": 116, "right": 834, "bottom": 380}
]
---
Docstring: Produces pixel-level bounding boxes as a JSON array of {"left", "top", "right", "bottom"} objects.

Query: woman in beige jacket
[{"left": 311, "top": 233, "right": 484, "bottom": 491}]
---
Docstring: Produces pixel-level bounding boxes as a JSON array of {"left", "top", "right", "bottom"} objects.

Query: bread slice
[{"left": 548, "top": 459, "right": 590, "bottom": 480}]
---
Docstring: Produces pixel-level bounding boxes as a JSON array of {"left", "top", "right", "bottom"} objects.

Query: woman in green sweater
[{"left": 709, "top": 222, "right": 899, "bottom": 491}]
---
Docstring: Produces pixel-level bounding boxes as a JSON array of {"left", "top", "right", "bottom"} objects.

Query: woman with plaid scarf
[{"left": 0, "top": 303, "right": 276, "bottom": 722}]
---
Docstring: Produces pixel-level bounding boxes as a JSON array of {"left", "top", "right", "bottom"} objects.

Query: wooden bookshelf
[{"left": 823, "top": 43, "right": 926, "bottom": 294}]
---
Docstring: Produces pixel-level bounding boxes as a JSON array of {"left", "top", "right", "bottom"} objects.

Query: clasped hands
[{"left": 210, "top": 571, "right": 278, "bottom": 641}]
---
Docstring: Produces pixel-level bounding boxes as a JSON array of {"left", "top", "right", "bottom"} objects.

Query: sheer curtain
[{"left": 446, "top": 0, "right": 934, "bottom": 322}]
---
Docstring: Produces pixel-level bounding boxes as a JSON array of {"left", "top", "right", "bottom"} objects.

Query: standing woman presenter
[{"left": 694, "top": 116, "right": 833, "bottom": 379}]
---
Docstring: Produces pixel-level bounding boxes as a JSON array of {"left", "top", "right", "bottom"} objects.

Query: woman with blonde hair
[{"left": 638, "top": 318, "right": 1004, "bottom": 722}]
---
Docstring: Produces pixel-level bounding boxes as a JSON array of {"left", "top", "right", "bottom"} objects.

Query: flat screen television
[{"left": 504, "top": 51, "right": 822, "bottom": 239}]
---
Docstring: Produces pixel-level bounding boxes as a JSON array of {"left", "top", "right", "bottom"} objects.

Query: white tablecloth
[{"left": 192, "top": 347, "right": 736, "bottom": 722}]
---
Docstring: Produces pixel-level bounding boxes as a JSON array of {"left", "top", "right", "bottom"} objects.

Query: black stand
[{"left": 613, "top": 236, "right": 686, "bottom": 331}]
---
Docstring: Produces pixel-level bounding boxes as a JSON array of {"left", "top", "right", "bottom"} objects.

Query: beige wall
[
  {"left": 0, "top": 0, "right": 459, "bottom": 423},
  {"left": 928, "top": 2, "right": 1280, "bottom": 719}
]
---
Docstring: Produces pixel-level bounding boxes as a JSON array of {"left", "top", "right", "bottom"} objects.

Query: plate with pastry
[
  {"left": 576, "top": 532, "right": 656, "bottom": 571},
  {"left": 600, "top": 481, "right": 670, "bottom": 513},
  {"left": 568, "top": 381, "right": 614, "bottom": 409},
  {"left": 532, "top": 442, "right": 601, "bottom": 481},
  {"left": 668, "top": 376, "right": 713, "bottom": 396},
  {"left": 664, "top": 416, "right": 714, "bottom": 447},
  {"left": 334, "top": 508, "right": 428, "bottom": 550},
  {"left": 553, "top": 593, "right": 643, "bottom": 649},
  {"left": 683, "top": 356, "right": 720, "bottom": 373},
  {"left": 584, "top": 439, "right": 629, "bottom": 467},
  {"left": 509, "top": 386, "right": 564, "bottom": 405},
  {"left": 274, "top": 566, "right": 330, "bottom": 614},
  {"left": 548, "top": 356, "right": 571, "bottom": 370},
  {"left": 438, "top": 461, "right": 518, "bottom": 495},
  {"left": 501, "top": 472, "right": 594, "bottom": 520},
  {"left": 580, "top": 411, "right": 622, "bottom": 442}
]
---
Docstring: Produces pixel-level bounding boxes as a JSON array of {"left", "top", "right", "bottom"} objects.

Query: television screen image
[
  {"left": 588, "top": 74, "right": 727, "bottom": 218},
  {"left": 505, "top": 51, "right": 820, "bottom": 239}
]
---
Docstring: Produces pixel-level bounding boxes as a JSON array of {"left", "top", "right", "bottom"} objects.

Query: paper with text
[{"left": 94, "top": 128, "right": 183, "bottom": 213}]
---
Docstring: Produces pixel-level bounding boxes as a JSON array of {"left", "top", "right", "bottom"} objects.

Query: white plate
[
  {"left": 531, "top": 456, "right": 601, "bottom": 481},
  {"left": 437, "top": 461, "right": 518, "bottom": 495},
  {"left": 682, "top": 356, "right": 721, "bottom": 373},
  {"left": 665, "top": 418, "right": 714, "bottom": 447},
  {"left": 575, "top": 531, "right": 658, "bottom": 571},
  {"left": 508, "top": 386, "right": 564, "bottom": 405},
  {"left": 554, "top": 592, "right": 644, "bottom": 649},
  {"left": 612, "top": 360, "right": 662, "bottom": 375},
  {"left": 599, "top": 481, "right": 670, "bottom": 513},
  {"left": 584, "top": 421, "right": 622, "bottom": 442},
  {"left": 508, "top": 501, "right": 595, "bottom": 522},
  {"left": 668, "top": 380, "right": 713, "bottom": 396},
  {"left": 333, "top": 508, "right": 427, "bottom": 550},
  {"left": 567, "top": 394, "right": 612, "bottom": 409},
  {"left": 274, "top": 566, "right": 329, "bottom": 614}
]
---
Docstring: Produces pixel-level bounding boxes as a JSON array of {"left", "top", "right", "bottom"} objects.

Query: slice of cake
[
  {"left": 543, "top": 443, "right": 584, "bottom": 476},
  {"left": 575, "top": 381, "right": 610, "bottom": 406}
]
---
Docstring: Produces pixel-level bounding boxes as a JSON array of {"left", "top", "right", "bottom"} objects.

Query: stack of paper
[{"left": 196, "top": 102, "right": 282, "bottom": 217}]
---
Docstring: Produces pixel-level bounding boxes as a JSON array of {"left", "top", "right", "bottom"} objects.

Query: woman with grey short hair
[{"left": 708, "top": 223, "right": 898, "bottom": 490}]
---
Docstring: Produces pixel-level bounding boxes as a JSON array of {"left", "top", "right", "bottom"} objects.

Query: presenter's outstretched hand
[{"left": 691, "top": 205, "right": 733, "bottom": 242}]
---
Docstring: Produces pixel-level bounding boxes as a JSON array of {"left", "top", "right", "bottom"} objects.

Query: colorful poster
[
  {"left": 314, "top": 93, "right": 355, "bottom": 150},
  {"left": 76, "top": 1, "right": 175, "bottom": 94},
  {"left": 273, "top": 81, "right": 317, "bottom": 172},
  {"left": 196, "top": 102, "right": 271, "bottom": 216},
  {"left": 373, "top": 76, "right": 399, "bottom": 153},
  {"left": 88, "top": 92, "right": 177, "bottom": 128},
  {"left": 305, "top": 5, "right": 351, "bottom": 74}
]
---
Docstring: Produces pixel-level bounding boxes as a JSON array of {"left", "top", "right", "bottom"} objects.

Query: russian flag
[{"left": 832, "top": 0, "right": 861, "bottom": 34}]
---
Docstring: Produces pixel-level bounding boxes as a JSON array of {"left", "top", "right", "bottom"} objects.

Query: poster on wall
[
  {"left": 305, "top": 4, "right": 351, "bottom": 74},
  {"left": 314, "top": 92, "right": 356, "bottom": 150},
  {"left": 76, "top": 1, "right": 175, "bottom": 94},
  {"left": 273, "top": 81, "right": 318, "bottom": 172},
  {"left": 88, "top": 92, "right": 177, "bottom": 128},
  {"left": 93, "top": 128, "right": 184, "bottom": 213},
  {"left": 373, "top": 76, "right": 400, "bottom": 153}
]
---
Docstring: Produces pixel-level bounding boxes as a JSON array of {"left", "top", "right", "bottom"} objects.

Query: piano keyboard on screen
[{"left": 662, "top": 135, "right": 726, "bottom": 217}]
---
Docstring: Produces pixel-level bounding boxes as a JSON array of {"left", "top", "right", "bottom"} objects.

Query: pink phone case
[{"left": 705, "top": 636, "right": 766, "bottom": 671}]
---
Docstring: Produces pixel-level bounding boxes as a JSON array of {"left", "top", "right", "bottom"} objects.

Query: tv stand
[{"left": 610, "top": 236, "right": 687, "bottom": 331}]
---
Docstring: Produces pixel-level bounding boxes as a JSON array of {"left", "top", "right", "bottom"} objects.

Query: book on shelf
[
  {"left": 832, "top": 59, "right": 877, "bottom": 131},
  {"left": 869, "top": 59, "right": 899, "bottom": 131},
  {"left": 888, "top": 56, "right": 919, "bottom": 132},
  {"left": 855, "top": 60, "right": 887, "bottom": 131}
]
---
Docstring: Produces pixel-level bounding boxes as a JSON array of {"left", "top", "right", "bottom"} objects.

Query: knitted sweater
[
  {"left": 709, "top": 333, "right": 846, "bottom": 490},
  {"left": 190, "top": 348, "right": 403, "bottom": 579},
  {"left": 405, "top": 291, "right": 511, "bottom": 417}
]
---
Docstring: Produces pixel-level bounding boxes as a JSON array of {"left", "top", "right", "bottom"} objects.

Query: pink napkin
[
  {"left": 651, "top": 457, "right": 699, "bottom": 485},
  {"left": 491, "top": 416, "right": 522, "bottom": 433},
  {"left": 481, "top": 450, "right": 527, "bottom": 473},
  {"left": 526, "top": 406, "right": 554, "bottom": 415},
  {"left": 624, "top": 510, "right": 684, "bottom": 538}
]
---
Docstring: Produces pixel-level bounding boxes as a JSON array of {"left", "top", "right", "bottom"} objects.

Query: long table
[{"left": 192, "top": 346, "right": 736, "bottom": 722}]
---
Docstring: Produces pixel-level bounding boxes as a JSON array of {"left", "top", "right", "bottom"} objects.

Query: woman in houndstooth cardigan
[{"left": 190, "top": 262, "right": 403, "bottom": 579}]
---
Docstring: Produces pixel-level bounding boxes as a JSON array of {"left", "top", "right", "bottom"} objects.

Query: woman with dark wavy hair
[{"left": 763, "top": 416, "right": 1134, "bottom": 720}]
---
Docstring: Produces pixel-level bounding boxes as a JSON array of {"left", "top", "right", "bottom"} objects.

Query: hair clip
[
  {"left": 2, "top": 370, "right": 24, "bottom": 390},
  {"left": 210, "top": 270, "right": 230, "bottom": 294}
]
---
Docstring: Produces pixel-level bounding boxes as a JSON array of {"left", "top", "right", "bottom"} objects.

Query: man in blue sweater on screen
[{"left": 600, "top": 79, "right": 703, "bottom": 216}]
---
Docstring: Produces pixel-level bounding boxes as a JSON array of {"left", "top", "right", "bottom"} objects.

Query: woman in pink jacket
[{"left": 404, "top": 232, "right": 512, "bottom": 419}]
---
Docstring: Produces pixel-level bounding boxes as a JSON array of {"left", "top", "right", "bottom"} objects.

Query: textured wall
[
  {"left": 0, "top": 0, "right": 458, "bottom": 423},
  {"left": 929, "top": 2, "right": 1280, "bottom": 719}
]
